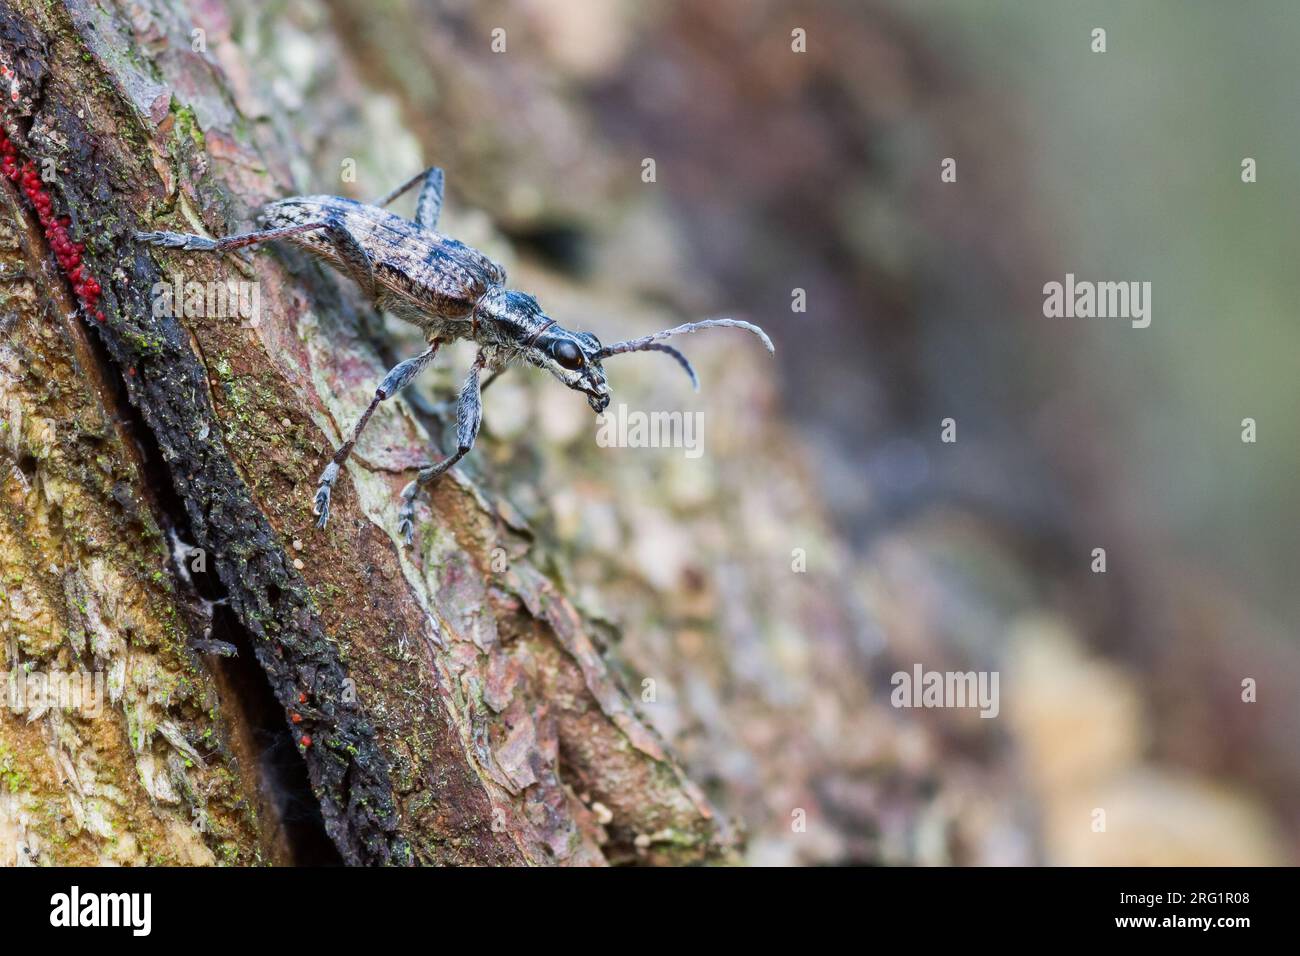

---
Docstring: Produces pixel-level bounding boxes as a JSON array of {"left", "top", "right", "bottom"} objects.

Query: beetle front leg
[
  {"left": 397, "top": 352, "right": 486, "bottom": 546},
  {"left": 314, "top": 341, "right": 441, "bottom": 528}
]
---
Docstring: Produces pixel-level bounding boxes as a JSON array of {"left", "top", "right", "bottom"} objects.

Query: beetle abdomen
[{"left": 261, "top": 195, "right": 506, "bottom": 321}]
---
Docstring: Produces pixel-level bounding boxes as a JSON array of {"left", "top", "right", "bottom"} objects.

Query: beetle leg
[
  {"left": 139, "top": 219, "right": 381, "bottom": 306},
  {"left": 135, "top": 221, "right": 329, "bottom": 253},
  {"left": 398, "top": 351, "right": 485, "bottom": 545},
  {"left": 374, "top": 165, "right": 445, "bottom": 231},
  {"left": 414, "top": 168, "right": 446, "bottom": 232},
  {"left": 314, "top": 341, "right": 441, "bottom": 529},
  {"left": 430, "top": 365, "right": 504, "bottom": 422}
]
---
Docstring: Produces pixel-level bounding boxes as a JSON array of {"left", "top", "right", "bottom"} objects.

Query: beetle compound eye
[{"left": 553, "top": 340, "right": 585, "bottom": 370}]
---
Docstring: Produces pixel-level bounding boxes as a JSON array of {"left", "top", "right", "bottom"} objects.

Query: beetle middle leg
[
  {"left": 314, "top": 340, "right": 442, "bottom": 529},
  {"left": 397, "top": 351, "right": 486, "bottom": 545},
  {"left": 430, "top": 365, "right": 504, "bottom": 422}
]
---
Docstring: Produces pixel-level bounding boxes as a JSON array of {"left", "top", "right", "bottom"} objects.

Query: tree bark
[{"left": 0, "top": 0, "right": 746, "bottom": 866}]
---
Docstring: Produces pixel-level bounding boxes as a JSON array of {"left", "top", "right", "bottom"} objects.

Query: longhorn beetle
[{"left": 136, "top": 165, "right": 774, "bottom": 545}]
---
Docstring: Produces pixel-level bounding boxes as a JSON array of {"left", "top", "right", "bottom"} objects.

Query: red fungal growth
[
  {"left": 0, "top": 122, "right": 105, "bottom": 319},
  {"left": 290, "top": 711, "right": 303, "bottom": 724},
  {"left": 298, "top": 692, "right": 308, "bottom": 704},
  {"left": 300, "top": 735, "right": 312, "bottom": 749}
]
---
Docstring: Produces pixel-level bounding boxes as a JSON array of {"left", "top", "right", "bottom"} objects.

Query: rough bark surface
[{"left": 0, "top": 0, "right": 738, "bottom": 866}]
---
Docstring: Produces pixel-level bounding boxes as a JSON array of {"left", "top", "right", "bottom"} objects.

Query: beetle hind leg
[
  {"left": 135, "top": 220, "right": 330, "bottom": 253},
  {"left": 374, "top": 165, "right": 445, "bottom": 231}
]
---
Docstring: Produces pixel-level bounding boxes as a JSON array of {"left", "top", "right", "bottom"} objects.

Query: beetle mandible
[{"left": 136, "top": 165, "right": 773, "bottom": 545}]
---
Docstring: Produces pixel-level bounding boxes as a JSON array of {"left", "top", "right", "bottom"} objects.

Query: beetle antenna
[
  {"left": 595, "top": 319, "right": 774, "bottom": 382},
  {"left": 634, "top": 343, "right": 700, "bottom": 390}
]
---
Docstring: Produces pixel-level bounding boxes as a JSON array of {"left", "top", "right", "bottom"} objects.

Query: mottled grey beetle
[{"left": 137, "top": 166, "right": 773, "bottom": 545}]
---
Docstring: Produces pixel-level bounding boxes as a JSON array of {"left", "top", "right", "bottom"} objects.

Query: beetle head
[
  {"left": 478, "top": 289, "right": 774, "bottom": 411},
  {"left": 534, "top": 326, "right": 610, "bottom": 413},
  {"left": 479, "top": 288, "right": 610, "bottom": 412}
]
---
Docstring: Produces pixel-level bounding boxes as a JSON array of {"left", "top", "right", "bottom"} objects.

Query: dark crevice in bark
[
  {"left": 3, "top": 104, "right": 340, "bottom": 867},
  {"left": 89, "top": 315, "right": 340, "bottom": 866},
  {"left": 1, "top": 2, "right": 406, "bottom": 863},
  {"left": 93, "top": 313, "right": 340, "bottom": 866},
  {"left": 207, "top": 605, "right": 342, "bottom": 866}
]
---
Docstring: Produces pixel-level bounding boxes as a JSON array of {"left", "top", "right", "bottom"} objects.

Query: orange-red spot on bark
[{"left": 1, "top": 122, "right": 106, "bottom": 319}]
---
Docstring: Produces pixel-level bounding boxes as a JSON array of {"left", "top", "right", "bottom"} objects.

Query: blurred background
[{"left": 160, "top": 0, "right": 1300, "bottom": 862}]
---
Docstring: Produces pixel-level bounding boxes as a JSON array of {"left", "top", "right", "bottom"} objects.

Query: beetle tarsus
[
  {"left": 313, "top": 463, "right": 338, "bottom": 529},
  {"left": 313, "top": 485, "right": 332, "bottom": 529},
  {"left": 397, "top": 482, "right": 419, "bottom": 546},
  {"left": 135, "top": 230, "right": 218, "bottom": 251}
]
